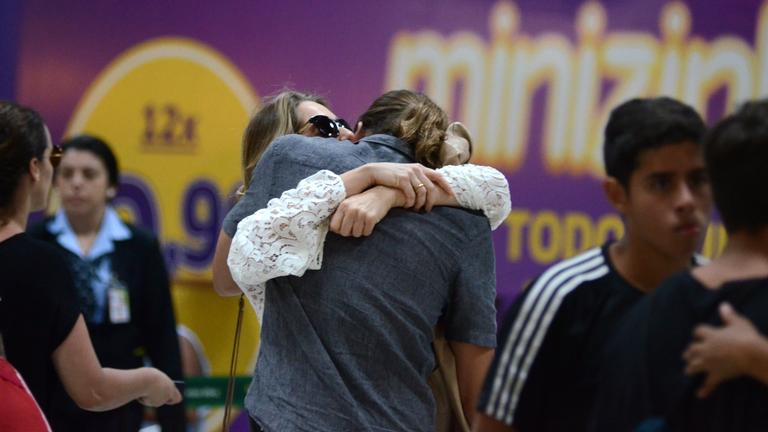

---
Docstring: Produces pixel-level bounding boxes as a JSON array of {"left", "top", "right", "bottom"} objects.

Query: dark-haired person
[
  {"left": 28, "top": 135, "right": 185, "bottom": 432},
  {"left": 592, "top": 99, "right": 768, "bottom": 431},
  {"left": 221, "top": 90, "right": 498, "bottom": 432},
  {"left": 472, "top": 97, "right": 712, "bottom": 432},
  {"left": 0, "top": 101, "right": 181, "bottom": 423}
]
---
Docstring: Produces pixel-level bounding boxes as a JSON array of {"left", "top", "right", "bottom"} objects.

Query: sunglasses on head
[
  {"left": 50, "top": 145, "right": 63, "bottom": 168},
  {"left": 307, "top": 115, "right": 351, "bottom": 138}
]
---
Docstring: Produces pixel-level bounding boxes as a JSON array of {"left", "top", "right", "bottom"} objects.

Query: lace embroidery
[
  {"left": 438, "top": 164, "right": 511, "bottom": 229},
  {"left": 227, "top": 170, "right": 345, "bottom": 320}
]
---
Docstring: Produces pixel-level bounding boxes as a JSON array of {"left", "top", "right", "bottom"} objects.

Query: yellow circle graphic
[
  {"left": 66, "top": 37, "right": 262, "bottom": 375},
  {"left": 66, "top": 36, "right": 257, "bottom": 279}
]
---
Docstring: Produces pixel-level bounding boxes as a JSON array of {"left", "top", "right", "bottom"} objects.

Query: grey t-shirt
[{"left": 224, "top": 134, "right": 497, "bottom": 432}]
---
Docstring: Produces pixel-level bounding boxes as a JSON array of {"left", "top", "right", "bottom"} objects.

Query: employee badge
[{"left": 108, "top": 277, "right": 131, "bottom": 324}]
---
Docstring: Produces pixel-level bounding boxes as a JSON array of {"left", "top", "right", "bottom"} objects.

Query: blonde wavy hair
[
  {"left": 240, "top": 90, "right": 328, "bottom": 193},
  {"left": 357, "top": 90, "right": 448, "bottom": 168}
]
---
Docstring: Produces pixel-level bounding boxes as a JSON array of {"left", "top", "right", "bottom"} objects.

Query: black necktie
[{"left": 67, "top": 253, "right": 108, "bottom": 324}]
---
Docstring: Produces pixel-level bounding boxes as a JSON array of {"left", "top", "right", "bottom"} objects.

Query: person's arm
[
  {"left": 437, "top": 164, "right": 510, "bottom": 229},
  {"left": 745, "top": 340, "right": 768, "bottom": 385},
  {"left": 52, "top": 315, "right": 181, "bottom": 411},
  {"left": 746, "top": 341, "right": 768, "bottom": 385},
  {"left": 441, "top": 225, "right": 501, "bottom": 430},
  {"left": 450, "top": 341, "right": 495, "bottom": 426},
  {"left": 330, "top": 164, "right": 510, "bottom": 236},
  {"left": 212, "top": 230, "right": 240, "bottom": 296},
  {"left": 470, "top": 298, "right": 536, "bottom": 432},
  {"left": 471, "top": 269, "right": 587, "bottom": 432},
  {"left": 339, "top": 162, "right": 452, "bottom": 211},
  {"left": 329, "top": 186, "right": 406, "bottom": 237},
  {"left": 683, "top": 302, "right": 768, "bottom": 398},
  {"left": 226, "top": 170, "right": 346, "bottom": 318}
]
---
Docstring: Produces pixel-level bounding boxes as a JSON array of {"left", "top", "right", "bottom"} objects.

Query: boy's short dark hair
[
  {"left": 705, "top": 99, "right": 768, "bottom": 233},
  {"left": 603, "top": 97, "right": 705, "bottom": 188}
]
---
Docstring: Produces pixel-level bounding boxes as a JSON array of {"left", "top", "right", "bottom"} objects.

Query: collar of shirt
[
  {"left": 362, "top": 134, "right": 415, "bottom": 161},
  {"left": 48, "top": 206, "right": 132, "bottom": 260}
]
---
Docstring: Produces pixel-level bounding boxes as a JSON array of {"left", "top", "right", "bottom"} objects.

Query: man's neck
[
  {"left": 609, "top": 237, "right": 692, "bottom": 294},
  {"left": 692, "top": 228, "right": 768, "bottom": 289}
]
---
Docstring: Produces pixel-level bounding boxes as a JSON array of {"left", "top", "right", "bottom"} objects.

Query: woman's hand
[
  {"left": 340, "top": 163, "right": 453, "bottom": 211},
  {"left": 683, "top": 302, "right": 763, "bottom": 398},
  {"left": 137, "top": 368, "right": 183, "bottom": 407},
  {"left": 330, "top": 186, "right": 401, "bottom": 237}
]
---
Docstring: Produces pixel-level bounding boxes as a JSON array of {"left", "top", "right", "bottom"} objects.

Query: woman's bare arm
[
  {"left": 450, "top": 341, "right": 495, "bottom": 426},
  {"left": 212, "top": 230, "right": 241, "bottom": 296},
  {"left": 52, "top": 315, "right": 181, "bottom": 411}
]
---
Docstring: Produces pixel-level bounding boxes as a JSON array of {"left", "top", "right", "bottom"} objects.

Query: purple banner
[{"left": 0, "top": 0, "right": 21, "bottom": 99}]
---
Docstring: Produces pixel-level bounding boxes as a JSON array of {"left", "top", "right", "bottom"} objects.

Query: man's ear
[
  {"left": 351, "top": 121, "right": 365, "bottom": 142},
  {"left": 603, "top": 177, "right": 628, "bottom": 213},
  {"left": 28, "top": 158, "right": 41, "bottom": 183}
]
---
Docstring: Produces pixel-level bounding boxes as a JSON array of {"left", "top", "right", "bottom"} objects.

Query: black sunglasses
[
  {"left": 50, "top": 145, "right": 63, "bottom": 168},
  {"left": 307, "top": 115, "right": 351, "bottom": 138}
]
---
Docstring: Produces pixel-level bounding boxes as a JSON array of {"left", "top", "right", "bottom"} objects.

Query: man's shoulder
[
  {"left": 527, "top": 246, "right": 612, "bottom": 296},
  {"left": 270, "top": 133, "right": 319, "bottom": 149},
  {"left": 430, "top": 207, "right": 490, "bottom": 232},
  {"left": 265, "top": 134, "right": 319, "bottom": 161},
  {"left": 377, "top": 207, "right": 491, "bottom": 250},
  {"left": 509, "top": 247, "right": 616, "bottom": 323},
  {"left": 269, "top": 134, "right": 362, "bottom": 163},
  {"left": 261, "top": 135, "right": 372, "bottom": 177},
  {"left": 648, "top": 271, "right": 699, "bottom": 309}
]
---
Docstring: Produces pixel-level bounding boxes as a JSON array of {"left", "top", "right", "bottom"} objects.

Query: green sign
[{"left": 183, "top": 376, "right": 251, "bottom": 408}]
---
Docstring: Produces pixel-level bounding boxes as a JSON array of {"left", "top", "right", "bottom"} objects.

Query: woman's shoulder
[
  {"left": 2, "top": 233, "right": 70, "bottom": 276},
  {"left": 10, "top": 231, "right": 57, "bottom": 256}
]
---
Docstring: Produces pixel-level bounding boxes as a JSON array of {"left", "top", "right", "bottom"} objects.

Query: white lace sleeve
[
  {"left": 437, "top": 164, "right": 511, "bottom": 229},
  {"left": 227, "top": 170, "right": 346, "bottom": 320}
]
